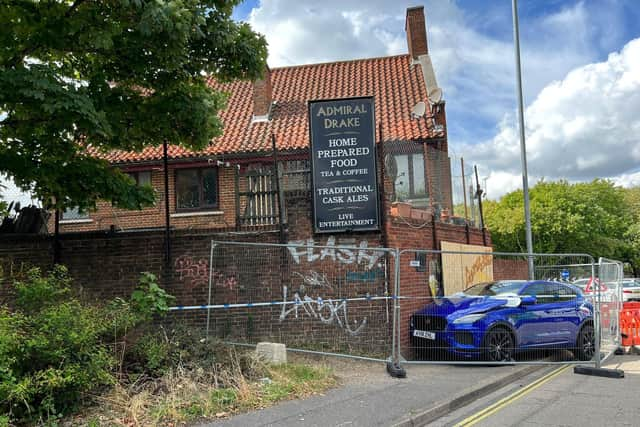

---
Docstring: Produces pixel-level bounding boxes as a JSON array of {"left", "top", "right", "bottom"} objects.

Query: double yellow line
[{"left": 454, "top": 364, "right": 571, "bottom": 427}]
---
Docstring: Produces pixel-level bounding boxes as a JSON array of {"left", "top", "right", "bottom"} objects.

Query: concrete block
[{"left": 256, "top": 342, "right": 287, "bottom": 364}]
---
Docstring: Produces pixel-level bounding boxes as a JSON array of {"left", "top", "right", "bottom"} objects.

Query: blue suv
[{"left": 410, "top": 280, "right": 594, "bottom": 362}]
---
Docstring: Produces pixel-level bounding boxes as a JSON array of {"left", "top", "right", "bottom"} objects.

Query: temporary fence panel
[
  {"left": 620, "top": 302, "right": 640, "bottom": 347},
  {"left": 598, "top": 257, "right": 624, "bottom": 363},
  {"left": 396, "top": 249, "right": 597, "bottom": 365},
  {"left": 168, "top": 240, "right": 397, "bottom": 362}
]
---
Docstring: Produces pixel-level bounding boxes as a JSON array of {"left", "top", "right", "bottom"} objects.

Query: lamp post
[{"left": 512, "top": 0, "right": 534, "bottom": 279}]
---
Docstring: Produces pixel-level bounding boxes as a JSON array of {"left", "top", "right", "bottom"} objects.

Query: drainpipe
[{"left": 163, "top": 140, "right": 171, "bottom": 270}]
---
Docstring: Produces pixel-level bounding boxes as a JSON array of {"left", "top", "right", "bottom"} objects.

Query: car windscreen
[
  {"left": 463, "top": 281, "right": 525, "bottom": 296},
  {"left": 572, "top": 280, "right": 589, "bottom": 289},
  {"left": 622, "top": 280, "right": 640, "bottom": 288}
]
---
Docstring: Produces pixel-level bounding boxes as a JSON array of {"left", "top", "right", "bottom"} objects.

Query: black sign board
[{"left": 308, "top": 96, "right": 380, "bottom": 233}]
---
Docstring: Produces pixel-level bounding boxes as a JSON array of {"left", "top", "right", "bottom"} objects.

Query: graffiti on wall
[
  {"left": 174, "top": 255, "right": 237, "bottom": 291},
  {"left": 292, "top": 270, "right": 333, "bottom": 290},
  {"left": 278, "top": 285, "right": 367, "bottom": 335},
  {"left": 174, "top": 255, "right": 209, "bottom": 290},
  {"left": 286, "top": 236, "right": 383, "bottom": 270}
]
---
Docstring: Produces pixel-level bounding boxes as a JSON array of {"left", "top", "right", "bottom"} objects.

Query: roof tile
[{"left": 105, "top": 54, "right": 442, "bottom": 163}]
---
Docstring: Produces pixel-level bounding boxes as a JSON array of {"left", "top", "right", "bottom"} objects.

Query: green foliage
[
  {"left": 0, "top": 1, "right": 267, "bottom": 211},
  {"left": 0, "top": 267, "right": 176, "bottom": 424},
  {"left": 131, "top": 272, "right": 175, "bottom": 320},
  {"left": 130, "top": 326, "right": 217, "bottom": 375},
  {"left": 14, "top": 265, "right": 71, "bottom": 314},
  {"left": 1, "top": 266, "right": 115, "bottom": 423},
  {"left": 484, "top": 180, "right": 635, "bottom": 263},
  {"left": 132, "top": 332, "right": 174, "bottom": 375}
]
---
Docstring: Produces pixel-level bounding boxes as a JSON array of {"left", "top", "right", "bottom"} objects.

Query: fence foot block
[
  {"left": 573, "top": 365, "right": 624, "bottom": 378},
  {"left": 387, "top": 361, "right": 407, "bottom": 378}
]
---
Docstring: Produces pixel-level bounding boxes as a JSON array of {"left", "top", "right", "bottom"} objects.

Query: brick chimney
[
  {"left": 252, "top": 66, "right": 272, "bottom": 121},
  {"left": 406, "top": 6, "right": 428, "bottom": 59}
]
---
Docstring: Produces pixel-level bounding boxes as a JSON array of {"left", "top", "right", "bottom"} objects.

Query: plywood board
[{"left": 441, "top": 241, "right": 493, "bottom": 295}]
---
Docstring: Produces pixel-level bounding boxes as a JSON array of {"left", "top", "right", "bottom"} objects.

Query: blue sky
[{"left": 235, "top": 0, "right": 640, "bottom": 198}]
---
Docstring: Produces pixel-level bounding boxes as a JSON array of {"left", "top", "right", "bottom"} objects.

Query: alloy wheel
[
  {"left": 580, "top": 326, "right": 595, "bottom": 360},
  {"left": 487, "top": 328, "right": 514, "bottom": 362}
]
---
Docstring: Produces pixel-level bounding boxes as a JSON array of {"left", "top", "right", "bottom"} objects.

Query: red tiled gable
[{"left": 105, "top": 54, "right": 442, "bottom": 164}]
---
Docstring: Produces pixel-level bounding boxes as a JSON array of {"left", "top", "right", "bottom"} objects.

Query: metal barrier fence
[
  {"left": 167, "top": 240, "right": 397, "bottom": 362},
  {"left": 396, "top": 249, "right": 598, "bottom": 365},
  {"left": 598, "top": 257, "right": 624, "bottom": 364},
  {"left": 165, "top": 240, "right": 625, "bottom": 368}
]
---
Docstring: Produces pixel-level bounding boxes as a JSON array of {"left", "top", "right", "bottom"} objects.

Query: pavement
[
  {"left": 432, "top": 354, "right": 640, "bottom": 427},
  {"left": 201, "top": 354, "right": 554, "bottom": 427}
]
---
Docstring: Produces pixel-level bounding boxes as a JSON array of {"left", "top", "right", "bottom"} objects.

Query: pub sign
[{"left": 308, "top": 96, "right": 380, "bottom": 233}]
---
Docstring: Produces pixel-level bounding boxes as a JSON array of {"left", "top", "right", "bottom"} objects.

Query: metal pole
[
  {"left": 594, "top": 259, "right": 600, "bottom": 368},
  {"left": 271, "top": 134, "right": 286, "bottom": 243},
  {"left": 393, "top": 248, "right": 402, "bottom": 364},
  {"left": 512, "top": 0, "right": 534, "bottom": 279},
  {"left": 461, "top": 157, "right": 468, "bottom": 221},
  {"left": 163, "top": 140, "right": 171, "bottom": 267},
  {"left": 54, "top": 207, "right": 60, "bottom": 264},
  {"left": 474, "top": 166, "right": 487, "bottom": 246},
  {"left": 206, "top": 242, "right": 215, "bottom": 340}
]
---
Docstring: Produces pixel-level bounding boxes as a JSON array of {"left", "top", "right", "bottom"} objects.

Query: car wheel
[
  {"left": 575, "top": 323, "right": 595, "bottom": 361},
  {"left": 483, "top": 326, "right": 515, "bottom": 362}
]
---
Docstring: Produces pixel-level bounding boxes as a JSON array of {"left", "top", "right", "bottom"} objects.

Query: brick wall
[
  {"left": 6, "top": 167, "right": 488, "bottom": 358},
  {"left": 53, "top": 165, "right": 238, "bottom": 233},
  {"left": 493, "top": 258, "right": 529, "bottom": 280}
]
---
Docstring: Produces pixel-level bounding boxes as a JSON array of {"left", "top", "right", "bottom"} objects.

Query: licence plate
[{"left": 413, "top": 330, "right": 436, "bottom": 340}]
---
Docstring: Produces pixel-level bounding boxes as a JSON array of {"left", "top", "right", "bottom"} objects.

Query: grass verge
[{"left": 66, "top": 350, "right": 337, "bottom": 426}]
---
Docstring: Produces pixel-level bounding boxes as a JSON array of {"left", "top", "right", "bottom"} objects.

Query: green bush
[{"left": 0, "top": 267, "right": 175, "bottom": 424}]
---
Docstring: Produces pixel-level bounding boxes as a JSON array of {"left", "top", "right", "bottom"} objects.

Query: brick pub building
[{"left": 2, "top": 7, "right": 499, "bottom": 358}]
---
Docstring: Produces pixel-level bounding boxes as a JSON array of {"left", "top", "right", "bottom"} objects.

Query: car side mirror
[{"left": 520, "top": 295, "right": 537, "bottom": 305}]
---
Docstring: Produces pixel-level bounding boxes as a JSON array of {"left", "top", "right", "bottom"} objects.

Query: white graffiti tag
[
  {"left": 278, "top": 286, "right": 367, "bottom": 336},
  {"left": 287, "top": 236, "right": 382, "bottom": 270},
  {"left": 292, "top": 270, "right": 332, "bottom": 289}
]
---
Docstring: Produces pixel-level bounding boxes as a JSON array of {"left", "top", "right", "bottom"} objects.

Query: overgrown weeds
[
  {"left": 71, "top": 346, "right": 336, "bottom": 426},
  {"left": 1, "top": 266, "right": 337, "bottom": 426}
]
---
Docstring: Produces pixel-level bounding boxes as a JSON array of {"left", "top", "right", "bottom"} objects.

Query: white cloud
[
  {"left": 458, "top": 37, "right": 640, "bottom": 199},
  {"left": 247, "top": 1, "right": 602, "bottom": 130},
  {"left": 613, "top": 171, "right": 640, "bottom": 187}
]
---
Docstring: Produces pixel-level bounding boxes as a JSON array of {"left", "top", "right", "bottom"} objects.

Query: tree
[
  {"left": 623, "top": 186, "right": 640, "bottom": 275},
  {"left": 0, "top": 0, "right": 267, "bottom": 212},
  {"left": 484, "top": 180, "right": 635, "bottom": 263}
]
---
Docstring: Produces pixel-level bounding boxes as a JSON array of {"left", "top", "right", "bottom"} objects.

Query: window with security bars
[
  {"left": 238, "top": 164, "right": 279, "bottom": 226},
  {"left": 281, "top": 159, "right": 310, "bottom": 191}
]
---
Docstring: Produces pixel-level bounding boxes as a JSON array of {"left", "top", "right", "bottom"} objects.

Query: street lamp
[{"left": 512, "top": 0, "right": 534, "bottom": 279}]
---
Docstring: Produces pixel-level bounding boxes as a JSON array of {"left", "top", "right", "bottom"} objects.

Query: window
[
  {"left": 61, "top": 206, "right": 89, "bottom": 221},
  {"left": 521, "top": 283, "right": 559, "bottom": 304},
  {"left": 127, "top": 171, "right": 152, "bottom": 186},
  {"left": 464, "top": 281, "right": 525, "bottom": 296},
  {"left": 175, "top": 168, "right": 218, "bottom": 211},
  {"left": 555, "top": 284, "right": 578, "bottom": 301},
  {"left": 393, "top": 153, "right": 427, "bottom": 202}
]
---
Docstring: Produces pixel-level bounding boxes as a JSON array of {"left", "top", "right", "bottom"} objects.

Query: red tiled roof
[{"left": 105, "top": 54, "right": 442, "bottom": 164}]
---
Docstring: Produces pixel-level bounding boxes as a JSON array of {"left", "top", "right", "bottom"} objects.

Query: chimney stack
[
  {"left": 252, "top": 65, "right": 272, "bottom": 120},
  {"left": 406, "top": 6, "right": 428, "bottom": 59}
]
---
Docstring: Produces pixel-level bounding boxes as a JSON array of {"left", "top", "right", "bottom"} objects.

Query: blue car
[{"left": 410, "top": 280, "right": 595, "bottom": 362}]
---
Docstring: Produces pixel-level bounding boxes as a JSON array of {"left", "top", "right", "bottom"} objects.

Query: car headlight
[{"left": 452, "top": 313, "right": 486, "bottom": 324}]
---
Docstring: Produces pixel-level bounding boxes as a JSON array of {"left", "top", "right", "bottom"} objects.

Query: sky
[{"left": 233, "top": 0, "right": 640, "bottom": 200}]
